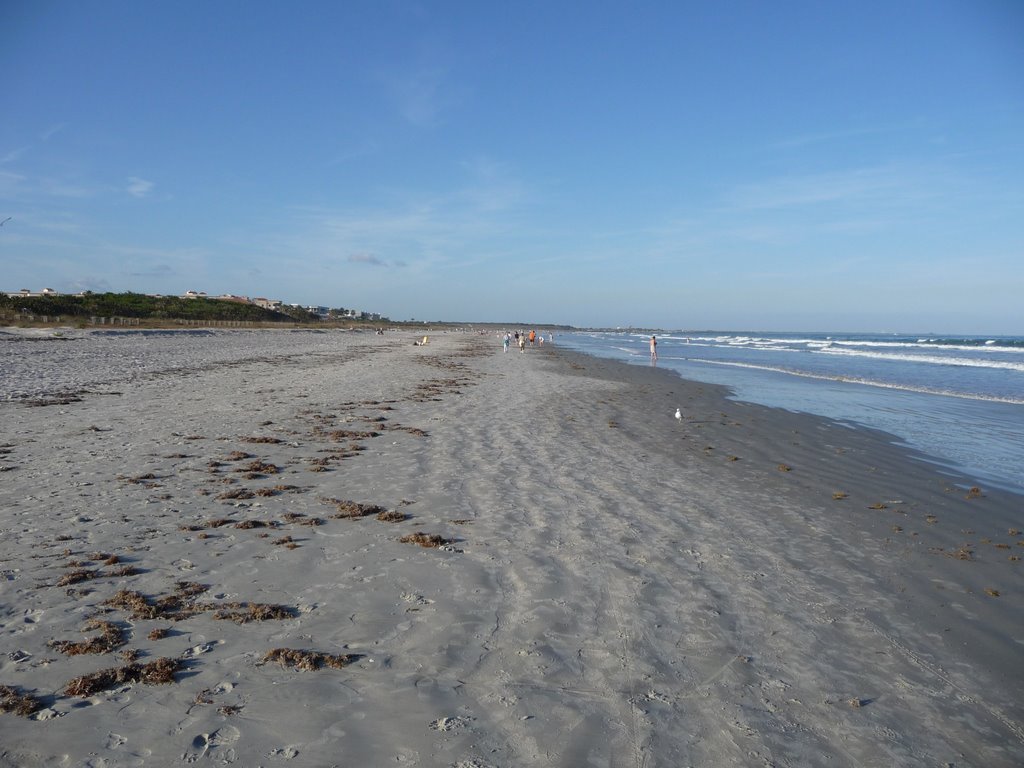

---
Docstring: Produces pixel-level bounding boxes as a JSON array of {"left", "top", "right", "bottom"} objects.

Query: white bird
[{"left": 674, "top": 407, "right": 681, "bottom": 422}]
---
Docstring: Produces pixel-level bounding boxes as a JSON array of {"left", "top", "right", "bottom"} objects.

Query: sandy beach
[{"left": 1, "top": 328, "right": 1022, "bottom": 767}]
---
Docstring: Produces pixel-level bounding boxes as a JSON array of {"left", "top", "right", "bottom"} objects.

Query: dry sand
[{"left": 1, "top": 327, "right": 1022, "bottom": 767}]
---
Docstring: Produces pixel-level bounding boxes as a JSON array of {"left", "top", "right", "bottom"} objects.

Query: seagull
[
  {"left": 674, "top": 407, "right": 682, "bottom": 422},
  {"left": 0, "top": 217, "right": 11, "bottom": 227}
]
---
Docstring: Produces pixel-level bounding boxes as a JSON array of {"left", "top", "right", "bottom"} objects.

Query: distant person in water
[{"left": 650, "top": 335, "right": 658, "bottom": 361}]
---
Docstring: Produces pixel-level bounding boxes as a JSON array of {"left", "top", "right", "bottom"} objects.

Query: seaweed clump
[
  {"left": 49, "top": 619, "right": 126, "bottom": 655},
  {"left": 104, "top": 581, "right": 209, "bottom": 621},
  {"left": 399, "top": 532, "right": 450, "bottom": 548},
  {"left": 263, "top": 648, "right": 359, "bottom": 671},
  {"left": 63, "top": 657, "right": 181, "bottom": 697},
  {"left": 322, "top": 498, "right": 386, "bottom": 519},
  {"left": 0, "top": 684, "right": 44, "bottom": 717},
  {"left": 212, "top": 603, "right": 298, "bottom": 624}
]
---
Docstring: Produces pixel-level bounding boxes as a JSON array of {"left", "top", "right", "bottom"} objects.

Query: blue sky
[{"left": 2, "top": 0, "right": 1022, "bottom": 332}]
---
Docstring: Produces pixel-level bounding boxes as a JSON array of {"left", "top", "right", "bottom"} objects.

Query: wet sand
[{"left": 1, "top": 328, "right": 1022, "bottom": 766}]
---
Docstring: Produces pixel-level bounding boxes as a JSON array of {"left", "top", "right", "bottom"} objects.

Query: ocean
[{"left": 556, "top": 331, "right": 1024, "bottom": 494}]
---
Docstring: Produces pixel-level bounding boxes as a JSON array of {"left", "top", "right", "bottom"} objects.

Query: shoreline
[
  {"left": 2, "top": 331, "right": 1022, "bottom": 766},
  {"left": 560, "top": 332, "right": 1024, "bottom": 497}
]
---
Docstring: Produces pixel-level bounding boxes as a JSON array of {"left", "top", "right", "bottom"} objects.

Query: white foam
[
  {"left": 683, "top": 357, "right": 1024, "bottom": 405},
  {"left": 814, "top": 346, "right": 1024, "bottom": 372}
]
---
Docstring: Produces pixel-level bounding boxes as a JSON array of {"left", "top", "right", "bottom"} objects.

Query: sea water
[{"left": 557, "top": 331, "right": 1024, "bottom": 494}]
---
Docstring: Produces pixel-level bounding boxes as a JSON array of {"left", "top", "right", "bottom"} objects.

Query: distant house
[
  {"left": 182, "top": 290, "right": 208, "bottom": 299},
  {"left": 252, "top": 297, "right": 282, "bottom": 310},
  {"left": 213, "top": 294, "right": 252, "bottom": 304},
  {"left": 3, "top": 288, "right": 59, "bottom": 298}
]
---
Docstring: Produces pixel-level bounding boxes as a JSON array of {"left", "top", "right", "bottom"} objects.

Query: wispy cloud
[
  {"left": 458, "top": 156, "right": 525, "bottom": 212},
  {"left": 770, "top": 125, "right": 903, "bottom": 150},
  {"left": 40, "top": 124, "right": 65, "bottom": 142},
  {"left": 37, "top": 178, "right": 97, "bottom": 199},
  {"left": 724, "top": 167, "right": 908, "bottom": 210},
  {"left": 127, "top": 177, "right": 154, "bottom": 198},
  {"left": 0, "top": 147, "right": 28, "bottom": 165},
  {"left": 128, "top": 263, "right": 175, "bottom": 277},
  {"left": 70, "top": 276, "right": 113, "bottom": 293},
  {"left": 330, "top": 139, "right": 379, "bottom": 165},
  {"left": 0, "top": 170, "right": 26, "bottom": 197},
  {"left": 385, "top": 64, "right": 451, "bottom": 126},
  {"left": 285, "top": 160, "right": 534, "bottom": 271},
  {"left": 348, "top": 252, "right": 389, "bottom": 266}
]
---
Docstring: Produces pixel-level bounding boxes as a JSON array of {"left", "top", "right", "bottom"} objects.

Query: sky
[{"left": 2, "top": 0, "right": 1023, "bottom": 332}]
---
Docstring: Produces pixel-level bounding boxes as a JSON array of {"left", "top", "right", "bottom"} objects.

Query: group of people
[{"left": 502, "top": 329, "right": 552, "bottom": 353}]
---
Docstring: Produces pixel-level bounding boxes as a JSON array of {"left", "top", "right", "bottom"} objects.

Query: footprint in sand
[
  {"left": 429, "top": 716, "right": 473, "bottom": 732},
  {"left": 187, "top": 725, "right": 241, "bottom": 763},
  {"left": 105, "top": 732, "right": 127, "bottom": 749},
  {"left": 401, "top": 592, "right": 434, "bottom": 607},
  {"left": 182, "top": 640, "right": 223, "bottom": 658}
]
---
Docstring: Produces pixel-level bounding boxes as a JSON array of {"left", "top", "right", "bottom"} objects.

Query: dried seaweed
[
  {"left": 104, "top": 582, "right": 209, "bottom": 621},
  {"left": 56, "top": 569, "right": 99, "bottom": 586},
  {"left": 63, "top": 657, "right": 181, "bottom": 697},
  {"left": 376, "top": 509, "right": 407, "bottom": 523},
  {"left": 217, "top": 488, "right": 255, "bottom": 500},
  {"left": 263, "top": 648, "right": 359, "bottom": 671},
  {"left": 399, "top": 532, "right": 450, "bottom": 548},
  {"left": 0, "top": 684, "right": 44, "bottom": 717},
  {"left": 211, "top": 603, "right": 297, "bottom": 624},
  {"left": 235, "top": 519, "right": 271, "bottom": 529},
  {"left": 237, "top": 460, "right": 279, "bottom": 475},
  {"left": 318, "top": 428, "right": 380, "bottom": 441},
  {"left": 322, "top": 498, "right": 386, "bottom": 519},
  {"left": 50, "top": 619, "right": 126, "bottom": 655}
]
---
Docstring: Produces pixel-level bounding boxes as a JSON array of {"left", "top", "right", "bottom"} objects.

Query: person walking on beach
[
  {"left": 650, "top": 335, "right": 658, "bottom": 361},
  {"left": 519, "top": 334, "right": 526, "bottom": 353},
  {"left": 529, "top": 329, "right": 536, "bottom": 346},
  {"left": 503, "top": 333, "right": 510, "bottom": 353}
]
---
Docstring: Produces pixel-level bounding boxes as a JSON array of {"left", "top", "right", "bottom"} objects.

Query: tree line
[{"left": 0, "top": 292, "right": 318, "bottom": 323}]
